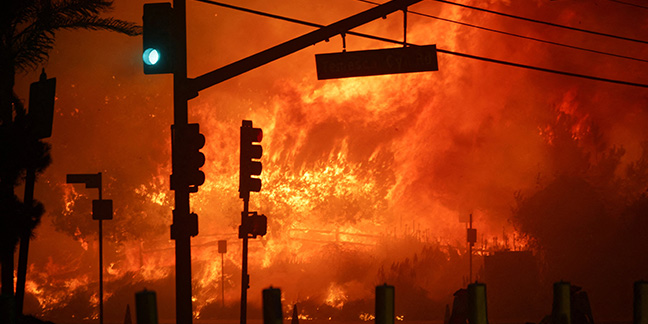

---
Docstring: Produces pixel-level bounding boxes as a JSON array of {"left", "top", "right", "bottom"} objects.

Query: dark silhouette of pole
[
  {"left": 171, "top": 0, "right": 193, "bottom": 323},
  {"left": 221, "top": 252, "right": 225, "bottom": 308},
  {"left": 241, "top": 199, "right": 249, "bottom": 324},
  {"left": 15, "top": 167, "right": 35, "bottom": 314},
  {"left": 469, "top": 214, "right": 472, "bottom": 283},
  {"left": 292, "top": 304, "right": 299, "bottom": 324},
  {"left": 217, "top": 239, "right": 227, "bottom": 309},
  {"left": 98, "top": 184, "right": 104, "bottom": 324},
  {"left": 466, "top": 214, "right": 476, "bottom": 284}
]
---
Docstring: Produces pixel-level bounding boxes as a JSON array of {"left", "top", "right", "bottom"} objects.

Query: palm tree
[{"left": 0, "top": 0, "right": 141, "bottom": 317}]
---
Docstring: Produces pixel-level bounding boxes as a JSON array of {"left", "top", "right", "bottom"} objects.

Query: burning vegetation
[{"left": 9, "top": 0, "right": 648, "bottom": 322}]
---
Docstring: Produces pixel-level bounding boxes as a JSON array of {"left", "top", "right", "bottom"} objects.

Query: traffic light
[
  {"left": 28, "top": 69, "right": 56, "bottom": 139},
  {"left": 171, "top": 211, "right": 198, "bottom": 238},
  {"left": 171, "top": 123, "right": 205, "bottom": 192},
  {"left": 249, "top": 213, "right": 267, "bottom": 238},
  {"left": 142, "top": 3, "right": 174, "bottom": 74},
  {"left": 239, "top": 120, "right": 263, "bottom": 199},
  {"left": 239, "top": 212, "right": 267, "bottom": 239}
]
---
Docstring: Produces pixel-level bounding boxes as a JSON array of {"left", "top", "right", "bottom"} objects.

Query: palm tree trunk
[
  {"left": 0, "top": 244, "right": 14, "bottom": 296},
  {"left": 0, "top": 50, "right": 13, "bottom": 125},
  {"left": 0, "top": 52, "right": 16, "bottom": 298}
]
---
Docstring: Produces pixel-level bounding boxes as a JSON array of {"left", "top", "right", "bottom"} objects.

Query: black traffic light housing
[
  {"left": 239, "top": 212, "right": 267, "bottom": 239},
  {"left": 239, "top": 120, "right": 263, "bottom": 199},
  {"left": 171, "top": 211, "right": 198, "bottom": 239},
  {"left": 171, "top": 123, "right": 206, "bottom": 193},
  {"left": 143, "top": 2, "right": 175, "bottom": 74},
  {"left": 28, "top": 69, "right": 56, "bottom": 139}
]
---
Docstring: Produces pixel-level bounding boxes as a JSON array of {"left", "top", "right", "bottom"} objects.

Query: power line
[
  {"left": 436, "top": 48, "right": 647, "bottom": 88},
  {"left": 432, "top": 0, "right": 648, "bottom": 45},
  {"left": 356, "top": 0, "right": 648, "bottom": 63},
  {"left": 193, "top": 0, "right": 648, "bottom": 88},
  {"left": 606, "top": 0, "right": 648, "bottom": 10}
]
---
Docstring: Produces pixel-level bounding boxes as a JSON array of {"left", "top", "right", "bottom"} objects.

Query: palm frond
[
  {"left": 4, "top": 1, "right": 39, "bottom": 27},
  {"left": 13, "top": 28, "right": 55, "bottom": 72},
  {"left": 53, "top": 0, "right": 115, "bottom": 18},
  {"left": 52, "top": 16, "right": 141, "bottom": 36},
  {"left": 10, "top": 0, "right": 141, "bottom": 72}
]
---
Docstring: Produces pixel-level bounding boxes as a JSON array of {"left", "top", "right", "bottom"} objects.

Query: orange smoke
[{"left": 12, "top": 0, "right": 648, "bottom": 322}]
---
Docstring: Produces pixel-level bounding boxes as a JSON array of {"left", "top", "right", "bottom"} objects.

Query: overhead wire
[
  {"left": 606, "top": 0, "right": 648, "bottom": 10},
  {"left": 432, "top": 0, "right": 648, "bottom": 44},
  {"left": 193, "top": 0, "right": 648, "bottom": 88},
  {"left": 356, "top": 0, "right": 648, "bottom": 63}
]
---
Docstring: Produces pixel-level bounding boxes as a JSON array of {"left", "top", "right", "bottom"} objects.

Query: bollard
[
  {"left": 552, "top": 281, "right": 571, "bottom": 324},
  {"left": 135, "top": 289, "right": 158, "bottom": 324},
  {"left": 263, "top": 287, "right": 283, "bottom": 324},
  {"left": 468, "top": 282, "right": 488, "bottom": 324},
  {"left": 376, "top": 284, "right": 395, "bottom": 324},
  {"left": 635, "top": 281, "right": 648, "bottom": 324}
]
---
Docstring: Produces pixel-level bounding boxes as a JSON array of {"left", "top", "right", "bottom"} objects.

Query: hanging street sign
[{"left": 315, "top": 44, "right": 438, "bottom": 80}]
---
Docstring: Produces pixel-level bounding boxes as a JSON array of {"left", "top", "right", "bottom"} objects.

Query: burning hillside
[{"left": 10, "top": 0, "right": 648, "bottom": 322}]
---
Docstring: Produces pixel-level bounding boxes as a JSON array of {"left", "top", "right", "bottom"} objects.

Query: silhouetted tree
[{"left": 0, "top": 0, "right": 140, "bottom": 306}]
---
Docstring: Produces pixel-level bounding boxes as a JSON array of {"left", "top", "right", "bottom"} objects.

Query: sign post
[
  {"left": 66, "top": 172, "right": 113, "bottom": 324},
  {"left": 218, "top": 240, "right": 227, "bottom": 308}
]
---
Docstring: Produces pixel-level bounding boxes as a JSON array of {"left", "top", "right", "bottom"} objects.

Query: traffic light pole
[
  {"left": 239, "top": 121, "right": 263, "bottom": 324},
  {"left": 15, "top": 167, "right": 35, "bottom": 315},
  {"left": 240, "top": 199, "right": 249, "bottom": 324},
  {"left": 98, "top": 185, "right": 104, "bottom": 324},
  {"left": 172, "top": 0, "right": 194, "bottom": 324}
]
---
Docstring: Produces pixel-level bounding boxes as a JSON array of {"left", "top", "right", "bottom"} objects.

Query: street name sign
[{"left": 315, "top": 44, "right": 438, "bottom": 79}]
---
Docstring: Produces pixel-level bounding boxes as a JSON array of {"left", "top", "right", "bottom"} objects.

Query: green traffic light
[{"left": 143, "top": 48, "right": 160, "bottom": 66}]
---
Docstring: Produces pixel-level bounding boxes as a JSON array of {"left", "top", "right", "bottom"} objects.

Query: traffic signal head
[
  {"left": 239, "top": 212, "right": 267, "bottom": 239},
  {"left": 239, "top": 120, "right": 263, "bottom": 199},
  {"left": 249, "top": 213, "right": 267, "bottom": 238},
  {"left": 143, "top": 48, "right": 160, "bottom": 66},
  {"left": 28, "top": 70, "right": 56, "bottom": 139},
  {"left": 172, "top": 123, "right": 206, "bottom": 192},
  {"left": 143, "top": 3, "right": 174, "bottom": 74}
]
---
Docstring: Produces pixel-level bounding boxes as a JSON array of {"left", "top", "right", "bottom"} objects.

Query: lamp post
[{"left": 66, "top": 172, "right": 113, "bottom": 324}]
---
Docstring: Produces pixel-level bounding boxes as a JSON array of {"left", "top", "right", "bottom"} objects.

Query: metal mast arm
[{"left": 189, "top": 0, "right": 422, "bottom": 93}]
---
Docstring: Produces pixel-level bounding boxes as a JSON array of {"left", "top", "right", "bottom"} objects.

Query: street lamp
[{"left": 66, "top": 172, "right": 113, "bottom": 324}]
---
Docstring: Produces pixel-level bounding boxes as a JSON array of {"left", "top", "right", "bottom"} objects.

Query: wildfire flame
[{"left": 12, "top": 0, "right": 648, "bottom": 322}]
